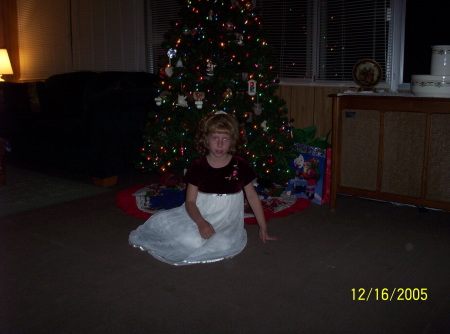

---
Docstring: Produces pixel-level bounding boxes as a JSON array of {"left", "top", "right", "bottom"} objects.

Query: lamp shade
[{"left": 0, "top": 49, "right": 13, "bottom": 75}]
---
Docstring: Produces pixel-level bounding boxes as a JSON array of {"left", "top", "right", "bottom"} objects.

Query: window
[
  {"left": 146, "top": 0, "right": 181, "bottom": 73},
  {"left": 147, "top": 0, "right": 406, "bottom": 91},
  {"left": 258, "top": 0, "right": 406, "bottom": 90}
]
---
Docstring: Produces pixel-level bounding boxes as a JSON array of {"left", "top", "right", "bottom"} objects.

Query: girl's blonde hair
[{"left": 194, "top": 112, "right": 247, "bottom": 155}]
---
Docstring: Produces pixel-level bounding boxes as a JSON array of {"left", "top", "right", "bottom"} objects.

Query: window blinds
[
  {"left": 257, "top": 0, "right": 315, "bottom": 80},
  {"left": 317, "top": 0, "right": 391, "bottom": 82},
  {"left": 146, "top": 0, "right": 181, "bottom": 73},
  {"left": 257, "top": 0, "right": 393, "bottom": 83},
  {"left": 71, "top": 0, "right": 146, "bottom": 72}
]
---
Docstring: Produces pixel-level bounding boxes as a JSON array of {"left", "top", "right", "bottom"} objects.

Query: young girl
[{"left": 129, "top": 111, "right": 276, "bottom": 265}]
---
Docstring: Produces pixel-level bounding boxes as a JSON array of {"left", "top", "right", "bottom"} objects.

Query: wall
[
  {"left": 0, "top": 2, "right": 4, "bottom": 46},
  {"left": 0, "top": 0, "right": 20, "bottom": 82}
]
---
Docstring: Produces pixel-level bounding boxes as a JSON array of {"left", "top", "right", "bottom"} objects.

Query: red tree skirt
[{"left": 116, "top": 183, "right": 310, "bottom": 225}]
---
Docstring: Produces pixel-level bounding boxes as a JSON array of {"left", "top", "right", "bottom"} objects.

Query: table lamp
[{"left": 0, "top": 49, "right": 13, "bottom": 81}]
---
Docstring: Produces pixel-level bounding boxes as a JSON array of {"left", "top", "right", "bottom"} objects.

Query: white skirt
[{"left": 129, "top": 191, "right": 247, "bottom": 265}]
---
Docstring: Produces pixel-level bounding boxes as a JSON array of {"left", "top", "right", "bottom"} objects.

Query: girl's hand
[
  {"left": 259, "top": 227, "right": 278, "bottom": 243},
  {"left": 198, "top": 221, "right": 216, "bottom": 239}
]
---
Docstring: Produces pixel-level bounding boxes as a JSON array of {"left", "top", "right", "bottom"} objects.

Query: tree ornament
[
  {"left": 167, "top": 48, "right": 177, "bottom": 60},
  {"left": 177, "top": 95, "right": 188, "bottom": 107},
  {"left": 253, "top": 102, "right": 263, "bottom": 115},
  {"left": 160, "top": 66, "right": 173, "bottom": 78},
  {"left": 225, "top": 21, "right": 234, "bottom": 31},
  {"left": 222, "top": 88, "right": 233, "bottom": 100},
  {"left": 193, "top": 91, "right": 205, "bottom": 101},
  {"left": 165, "top": 48, "right": 177, "bottom": 77},
  {"left": 176, "top": 59, "right": 184, "bottom": 67},
  {"left": 245, "top": 2, "right": 253, "bottom": 11},
  {"left": 195, "top": 100, "right": 203, "bottom": 109},
  {"left": 154, "top": 97, "right": 162, "bottom": 106},
  {"left": 165, "top": 66, "right": 174, "bottom": 77},
  {"left": 208, "top": 10, "right": 214, "bottom": 21},
  {"left": 206, "top": 61, "right": 216, "bottom": 76},
  {"left": 193, "top": 91, "right": 205, "bottom": 108},
  {"left": 261, "top": 120, "right": 268, "bottom": 132},
  {"left": 248, "top": 79, "right": 257, "bottom": 96},
  {"left": 235, "top": 33, "right": 244, "bottom": 46},
  {"left": 159, "top": 67, "right": 166, "bottom": 77}
]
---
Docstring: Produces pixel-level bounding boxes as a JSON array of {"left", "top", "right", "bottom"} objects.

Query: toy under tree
[{"left": 138, "top": 0, "right": 295, "bottom": 185}]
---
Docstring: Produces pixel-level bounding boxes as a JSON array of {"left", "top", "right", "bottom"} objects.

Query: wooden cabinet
[{"left": 330, "top": 94, "right": 450, "bottom": 211}]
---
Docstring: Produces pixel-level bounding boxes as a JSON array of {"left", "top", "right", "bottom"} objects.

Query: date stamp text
[{"left": 351, "top": 288, "right": 427, "bottom": 301}]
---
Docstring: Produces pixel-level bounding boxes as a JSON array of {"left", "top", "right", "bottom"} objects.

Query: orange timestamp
[{"left": 351, "top": 288, "right": 428, "bottom": 301}]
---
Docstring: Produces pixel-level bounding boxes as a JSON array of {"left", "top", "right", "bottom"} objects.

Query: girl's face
[{"left": 207, "top": 132, "right": 231, "bottom": 158}]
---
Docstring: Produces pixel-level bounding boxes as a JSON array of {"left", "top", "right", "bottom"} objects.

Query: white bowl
[{"left": 411, "top": 74, "right": 450, "bottom": 98}]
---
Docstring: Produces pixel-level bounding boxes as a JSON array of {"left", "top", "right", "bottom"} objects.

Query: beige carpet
[{"left": 0, "top": 166, "right": 109, "bottom": 217}]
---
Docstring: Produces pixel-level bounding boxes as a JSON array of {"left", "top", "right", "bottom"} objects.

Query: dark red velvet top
[{"left": 185, "top": 155, "right": 256, "bottom": 194}]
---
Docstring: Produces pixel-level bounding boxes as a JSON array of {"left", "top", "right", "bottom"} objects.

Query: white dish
[{"left": 411, "top": 74, "right": 450, "bottom": 98}]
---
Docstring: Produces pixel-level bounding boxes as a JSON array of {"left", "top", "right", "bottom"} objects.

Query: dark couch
[{"left": 0, "top": 71, "right": 160, "bottom": 181}]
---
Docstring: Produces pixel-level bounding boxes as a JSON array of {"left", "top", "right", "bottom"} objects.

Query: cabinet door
[
  {"left": 340, "top": 109, "right": 380, "bottom": 191},
  {"left": 381, "top": 112, "right": 426, "bottom": 197},
  {"left": 427, "top": 114, "right": 450, "bottom": 202}
]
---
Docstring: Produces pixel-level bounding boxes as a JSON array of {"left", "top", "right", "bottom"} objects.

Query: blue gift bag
[{"left": 286, "top": 144, "right": 326, "bottom": 205}]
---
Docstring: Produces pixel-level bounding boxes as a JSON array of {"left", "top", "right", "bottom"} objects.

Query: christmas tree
[{"left": 138, "top": 0, "right": 295, "bottom": 185}]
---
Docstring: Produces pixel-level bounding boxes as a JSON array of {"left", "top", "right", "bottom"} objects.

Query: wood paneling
[
  {"left": 277, "top": 85, "right": 344, "bottom": 139},
  {"left": 314, "top": 87, "right": 343, "bottom": 137}
]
